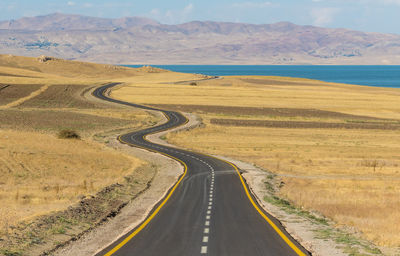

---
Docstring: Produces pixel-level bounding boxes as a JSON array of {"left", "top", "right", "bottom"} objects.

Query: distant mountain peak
[
  {"left": 0, "top": 13, "right": 159, "bottom": 31},
  {"left": 0, "top": 13, "right": 399, "bottom": 65}
]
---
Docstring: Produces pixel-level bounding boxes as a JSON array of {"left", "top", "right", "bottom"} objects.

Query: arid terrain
[
  {"left": 111, "top": 75, "right": 400, "bottom": 253},
  {"left": 0, "top": 55, "right": 164, "bottom": 255},
  {"left": 1, "top": 54, "right": 400, "bottom": 255},
  {"left": 1, "top": 13, "right": 400, "bottom": 64}
]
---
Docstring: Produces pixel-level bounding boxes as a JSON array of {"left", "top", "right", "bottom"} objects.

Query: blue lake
[{"left": 124, "top": 65, "right": 400, "bottom": 88}]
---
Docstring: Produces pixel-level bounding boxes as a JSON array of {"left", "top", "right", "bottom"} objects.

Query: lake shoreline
[{"left": 123, "top": 65, "right": 400, "bottom": 88}]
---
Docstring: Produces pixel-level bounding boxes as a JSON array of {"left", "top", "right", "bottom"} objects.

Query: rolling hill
[{"left": 0, "top": 13, "right": 399, "bottom": 64}]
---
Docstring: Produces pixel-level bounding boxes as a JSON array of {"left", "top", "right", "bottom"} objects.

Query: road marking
[
  {"left": 208, "top": 206, "right": 212, "bottom": 210},
  {"left": 99, "top": 86, "right": 306, "bottom": 256},
  {"left": 204, "top": 228, "right": 209, "bottom": 234},
  {"left": 205, "top": 156, "right": 308, "bottom": 256},
  {"left": 206, "top": 215, "right": 210, "bottom": 220},
  {"left": 201, "top": 246, "right": 208, "bottom": 254},
  {"left": 207, "top": 210, "right": 211, "bottom": 214},
  {"left": 104, "top": 138, "right": 188, "bottom": 256},
  {"left": 209, "top": 198, "right": 213, "bottom": 202},
  {"left": 205, "top": 221, "right": 210, "bottom": 226},
  {"left": 209, "top": 202, "right": 212, "bottom": 206},
  {"left": 203, "top": 236, "right": 209, "bottom": 243}
]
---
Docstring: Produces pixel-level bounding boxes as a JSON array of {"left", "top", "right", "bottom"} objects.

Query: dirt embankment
[{"left": 0, "top": 163, "right": 156, "bottom": 256}]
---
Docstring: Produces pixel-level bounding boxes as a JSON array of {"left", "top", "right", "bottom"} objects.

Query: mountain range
[{"left": 0, "top": 13, "right": 399, "bottom": 64}]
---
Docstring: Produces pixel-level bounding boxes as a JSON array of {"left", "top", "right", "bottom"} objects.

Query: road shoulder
[{"left": 53, "top": 110, "right": 200, "bottom": 256}]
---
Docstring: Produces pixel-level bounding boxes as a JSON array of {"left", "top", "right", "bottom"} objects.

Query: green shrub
[{"left": 58, "top": 129, "right": 80, "bottom": 139}]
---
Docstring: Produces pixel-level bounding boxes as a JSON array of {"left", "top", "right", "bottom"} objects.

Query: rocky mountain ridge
[{"left": 0, "top": 13, "right": 399, "bottom": 64}]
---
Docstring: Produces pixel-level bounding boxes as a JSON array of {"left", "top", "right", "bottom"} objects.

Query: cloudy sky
[{"left": 1, "top": 0, "right": 400, "bottom": 34}]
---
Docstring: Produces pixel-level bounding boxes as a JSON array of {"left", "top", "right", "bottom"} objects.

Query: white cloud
[
  {"left": 7, "top": 4, "right": 16, "bottom": 10},
  {"left": 311, "top": 7, "right": 339, "bottom": 26},
  {"left": 183, "top": 3, "right": 194, "bottom": 15},
  {"left": 83, "top": 3, "right": 93, "bottom": 8},
  {"left": 382, "top": 0, "right": 400, "bottom": 5},
  {"left": 148, "top": 3, "right": 195, "bottom": 24},
  {"left": 232, "top": 1, "right": 272, "bottom": 8},
  {"left": 67, "top": 1, "right": 75, "bottom": 6},
  {"left": 336, "top": 0, "right": 400, "bottom": 6},
  {"left": 150, "top": 9, "right": 160, "bottom": 16}
]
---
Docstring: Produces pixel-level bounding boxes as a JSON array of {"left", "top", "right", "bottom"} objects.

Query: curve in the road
[{"left": 93, "top": 83, "right": 310, "bottom": 256}]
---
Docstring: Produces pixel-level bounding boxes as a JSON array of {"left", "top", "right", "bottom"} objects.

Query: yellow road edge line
[
  {"left": 99, "top": 84, "right": 305, "bottom": 256},
  {"left": 99, "top": 87, "right": 189, "bottom": 256},
  {"left": 203, "top": 154, "right": 307, "bottom": 256},
  {"left": 140, "top": 111, "right": 306, "bottom": 255},
  {"left": 103, "top": 137, "right": 188, "bottom": 256}
]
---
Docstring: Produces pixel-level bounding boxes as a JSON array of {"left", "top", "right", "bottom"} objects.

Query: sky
[{"left": 1, "top": 0, "right": 400, "bottom": 34}]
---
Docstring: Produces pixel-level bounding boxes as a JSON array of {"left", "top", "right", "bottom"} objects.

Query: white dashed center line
[{"left": 201, "top": 161, "right": 216, "bottom": 254}]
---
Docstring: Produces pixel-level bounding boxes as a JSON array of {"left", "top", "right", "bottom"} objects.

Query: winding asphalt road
[{"left": 93, "top": 83, "right": 310, "bottom": 256}]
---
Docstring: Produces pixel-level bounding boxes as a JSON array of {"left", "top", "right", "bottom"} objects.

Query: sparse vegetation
[
  {"left": 0, "top": 84, "right": 42, "bottom": 106},
  {"left": 57, "top": 129, "right": 81, "bottom": 139},
  {"left": 112, "top": 74, "right": 400, "bottom": 249},
  {"left": 0, "top": 54, "right": 163, "bottom": 255}
]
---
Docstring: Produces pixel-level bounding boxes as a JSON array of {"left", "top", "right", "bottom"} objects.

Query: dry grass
[
  {"left": 149, "top": 104, "right": 388, "bottom": 121},
  {"left": 0, "top": 55, "right": 166, "bottom": 253},
  {"left": 19, "top": 84, "right": 106, "bottom": 109},
  {"left": 0, "top": 109, "right": 143, "bottom": 136},
  {"left": 0, "top": 84, "right": 49, "bottom": 109},
  {"left": 114, "top": 75, "right": 400, "bottom": 120},
  {"left": 0, "top": 84, "right": 43, "bottom": 105},
  {"left": 0, "top": 54, "right": 141, "bottom": 79},
  {"left": 0, "top": 130, "right": 143, "bottom": 232},
  {"left": 113, "top": 75, "right": 400, "bottom": 247},
  {"left": 280, "top": 178, "right": 400, "bottom": 246},
  {"left": 210, "top": 118, "right": 400, "bottom": 130}
]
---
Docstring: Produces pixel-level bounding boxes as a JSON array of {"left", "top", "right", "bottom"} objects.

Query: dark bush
[
  {"left": 58, "top": 129, "right": 81, "bottom": 139},
  {"left": 190, "top": 82, "right": 197, "bottom": 86}
]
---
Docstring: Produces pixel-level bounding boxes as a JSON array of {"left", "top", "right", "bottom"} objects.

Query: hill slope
[{"left": 0, "top": 13, "right": 400, "bottom": 64}]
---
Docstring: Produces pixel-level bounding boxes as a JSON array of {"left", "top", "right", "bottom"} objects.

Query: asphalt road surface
[{"left": 93, "top": 83, "right": 310, "bottom": 256}]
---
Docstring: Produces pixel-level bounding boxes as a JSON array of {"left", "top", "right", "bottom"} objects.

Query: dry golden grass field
[
  {"left": 112, "top": 75, "right": 400, "bottom": 247},
  {"left": 2, "top": 54, "right": 400, "bottom": 253},
  {"left": 0, "top": 55, "right": 169, "bottom": 254}
]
